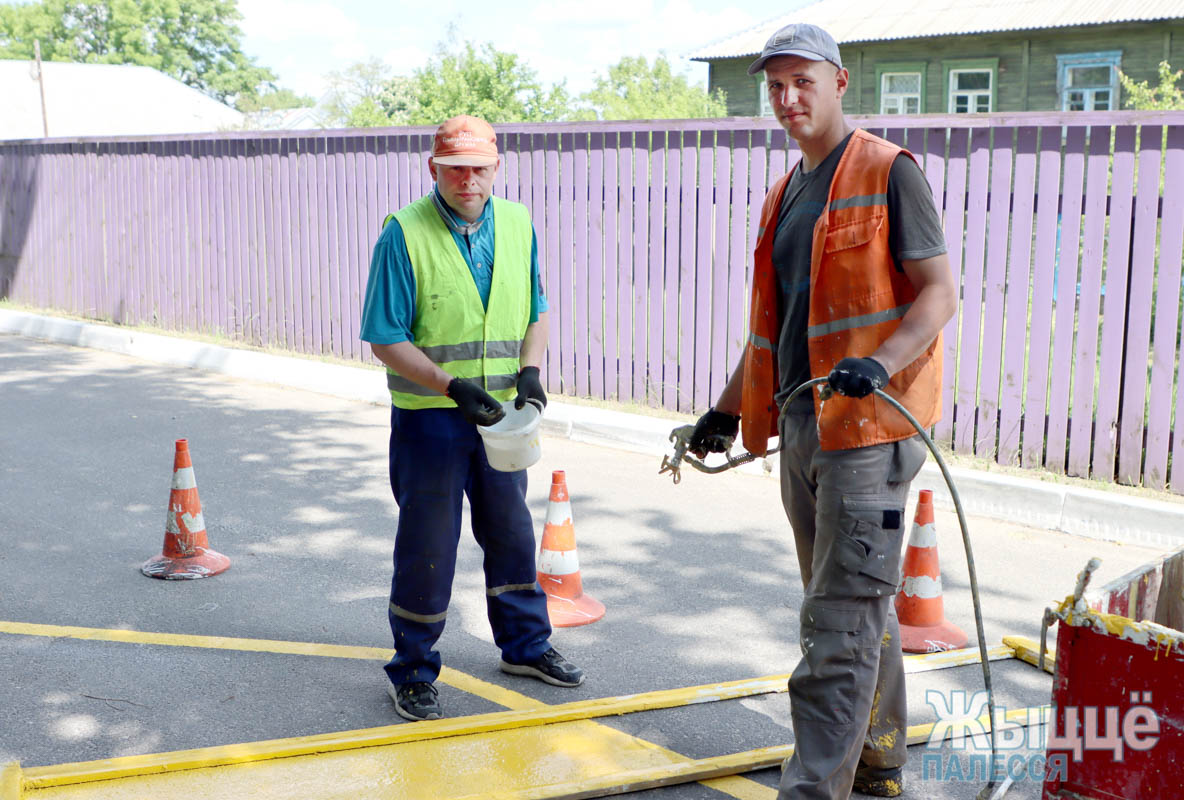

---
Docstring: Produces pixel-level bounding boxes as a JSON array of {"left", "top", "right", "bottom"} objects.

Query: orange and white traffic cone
[
  {"left": 537, "top": 470, "right": 605, "bottom": 627},
  {"left": 895, "top": 489, "right": 967, "bottom": 653},
  {"left": 141, "top": 439, "right": 231, "bottom": 580}
]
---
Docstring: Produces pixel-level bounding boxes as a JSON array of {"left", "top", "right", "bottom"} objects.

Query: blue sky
[{"left": 236, "top": 0, "right": 812, "bottom": 100}]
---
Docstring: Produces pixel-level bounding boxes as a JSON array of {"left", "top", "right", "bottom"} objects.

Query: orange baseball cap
[{"left": 430, "top": 115, "right": 499, "bottom": 166}]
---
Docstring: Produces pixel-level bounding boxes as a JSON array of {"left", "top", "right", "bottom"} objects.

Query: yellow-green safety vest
[{"left": 385, "top": 194, "right": 533, "bottom": 410}]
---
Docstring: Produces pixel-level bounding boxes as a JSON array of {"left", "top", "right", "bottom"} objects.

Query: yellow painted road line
[
  {"left": 0, "top": 620, "right": 540, "bottom": 711},
  {"left": 903, "top": 643, "right": 1014, "bottom": 672},
  {"left": 18, "top": 676, "right": 794, "bottom": 789},
  {"left": 434, "top": 705, "right": 1055, "bottom": 800},
  {"left": 1, "top": 763, "right": 21, "bottom": 800},
  {"left": 452, "top": 746, "right": 792, "bottom": 800},
  {"left": 1002, "top": 635, "right": 1056, "bottom": 673},
  {"left": 4, "top": 622, "right": 1033, "bottom": 800},
  {"left": 4, "top": 621, "right": 769, "bottom": 800}
]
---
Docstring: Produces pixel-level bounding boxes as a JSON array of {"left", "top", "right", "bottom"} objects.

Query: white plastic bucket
[{"left": 477, "top": 399, "right": 543, "bottom": 472}]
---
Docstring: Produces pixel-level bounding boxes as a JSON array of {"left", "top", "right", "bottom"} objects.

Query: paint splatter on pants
[
  {"left": 776, "top": 398, "right": 926, "bottom": 799},
  {"left": 384, "top": 405, "right": 552, "bottom": 686}
]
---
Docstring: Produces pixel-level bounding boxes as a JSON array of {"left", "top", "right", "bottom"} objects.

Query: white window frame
[
  {"left": 757, "top": 75, "right": 773, "bottom": 117},
  {"left": 1057, "top": 51, "right": 1122, "bottom": 112},
  {"left": 880, "top": 71, "right": 923, "bottom": 114},
  {"left": 949, "top": 69, "right": 993, "bottom": 113}
]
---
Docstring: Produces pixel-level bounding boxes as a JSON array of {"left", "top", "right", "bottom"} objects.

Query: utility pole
[{"left": 34, "top": 39, "right": 49, "bottom": 137}]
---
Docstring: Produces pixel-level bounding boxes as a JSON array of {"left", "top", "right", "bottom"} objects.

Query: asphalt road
[{"left": 0, "top": 333, "right": 1165, "bottom": 799}]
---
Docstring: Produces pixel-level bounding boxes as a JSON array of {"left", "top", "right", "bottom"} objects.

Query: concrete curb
[{"left": 5, "top": 308, "right": 1183, "bottom": 549}]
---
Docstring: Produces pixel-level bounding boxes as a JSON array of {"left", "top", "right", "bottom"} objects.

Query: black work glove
[
  {"left": 447, "top": 378, "right": 506, "bottom": 426},
  {"left": 827, "top": 357, "right": 890, "bottom": 398},
  {"left": 687, "top": 409, "right": 740, "bottom": 458},
  {"left": 514, "top": 366, "right": 547, "bottom": 410}
]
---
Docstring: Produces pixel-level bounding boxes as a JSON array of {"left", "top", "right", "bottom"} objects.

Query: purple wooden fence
[{"left": 3, "top": 111, "right": 1184, "bottom": 492}]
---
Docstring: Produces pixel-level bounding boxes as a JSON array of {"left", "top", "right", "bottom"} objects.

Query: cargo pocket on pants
[
  {"left": 833, "top": 496, "right": 905, "bottom": 597},
  {"left": 793, "top": 599, "right": 864, "bottom": 725}
]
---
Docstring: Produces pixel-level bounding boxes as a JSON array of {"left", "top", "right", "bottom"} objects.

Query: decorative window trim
[
  {"left": 1057, "top": 51, "right": 1122, "bottom": 111},
  {"left": 875, "top": 61, "right": 927, "bottom": 114},
  {"left": 756, "top": 75, "right": 773, "bottom": 117},
  {"left": 943, "top": 57, "right": 998, "bottom": 113}
]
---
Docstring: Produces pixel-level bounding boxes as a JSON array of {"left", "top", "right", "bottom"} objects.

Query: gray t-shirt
[{"left": 772, "top": 132, "right": 947, "bottom": 406}]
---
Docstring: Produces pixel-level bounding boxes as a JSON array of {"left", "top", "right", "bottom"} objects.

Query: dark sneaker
[
  {"left": 853, "top": 764, "right": 903, "bottom": 797},
  {"left": 499, "top": 648, "right": 585, "bottom": 687},
  {"left": 387, "top": 681, "right": 441, "bottom": 721}
]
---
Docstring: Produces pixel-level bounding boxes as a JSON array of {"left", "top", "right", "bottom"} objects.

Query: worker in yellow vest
[
  {"left": 687, "top": 23, "right": 957, "bottom": 799},
  {"left": 360, "top": 115, "right": 584, "bottom": 722}
]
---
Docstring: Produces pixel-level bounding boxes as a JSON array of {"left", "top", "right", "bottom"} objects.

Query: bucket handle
[{"left": 522, "top": 398, "right": 544, "bottom": 415}]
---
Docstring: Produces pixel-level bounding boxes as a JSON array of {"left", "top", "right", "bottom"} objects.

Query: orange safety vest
[{"left": 740, "top": 128, "right": 942, "bottom": 454}]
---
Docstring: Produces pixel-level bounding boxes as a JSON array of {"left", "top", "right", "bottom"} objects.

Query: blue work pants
[{"left": 384, "top": 405, "right": 552, "bottom": 686}]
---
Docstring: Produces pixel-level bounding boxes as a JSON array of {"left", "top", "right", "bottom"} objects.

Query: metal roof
[
  {"left": 0, "top": 60, "right": 244, "bottom": 140},
  {"left": 689, "top": 0, "right": 1184, "bottom": 61}
]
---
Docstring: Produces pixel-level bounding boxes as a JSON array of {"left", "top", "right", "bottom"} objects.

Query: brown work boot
[{"left": 852, "top": 764, "right": 904, "bottom": 797}]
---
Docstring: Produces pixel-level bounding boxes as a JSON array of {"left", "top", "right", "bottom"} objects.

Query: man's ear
[
  {"left": 835, "top": 67, "right": 849, "bottom": 98},
  {"left": 428, "top": 157, "right": 437, "bottom": 181}
]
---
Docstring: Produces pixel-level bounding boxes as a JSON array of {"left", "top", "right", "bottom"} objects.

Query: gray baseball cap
[{"left": 747, "top": 22, "right": 843, "bottom": 75}]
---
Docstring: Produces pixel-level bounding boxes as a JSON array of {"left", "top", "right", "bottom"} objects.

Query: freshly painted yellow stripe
[
  {"left": 1002, "top": 635, "right": 1056, "bottom": 673},
  {"left": 4, "top": 621, "right": 768, "bottom": 800},
  {"left": 449, "top": 745, "right": 791, "bottom": 800},
  {"left": 903, "top": 643, "right": 1014, "bottom": 671},
  {"left": 0, "top": 620, "right": 540, "bottom": 711},
  {"left": 6, "top": 622, "right": 1033, "bottom": 800},
  {"left": 18, "top": 675, "right": 794, "bottom": 789},
  {"left": 2, "top": 762, "right": 21, "bottom": 800}
]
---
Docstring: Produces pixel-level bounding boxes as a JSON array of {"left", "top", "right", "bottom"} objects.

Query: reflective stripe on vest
[
  {"left": 740, "top": 129, "right": 942, "bottom": 454},
  {"left": 385, "top": 195, "right": 533, "bottom": 410}
]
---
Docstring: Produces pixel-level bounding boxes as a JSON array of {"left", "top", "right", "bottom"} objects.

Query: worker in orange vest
[{"left": 687, "top": 22, "right": 957, "bottom": 800}]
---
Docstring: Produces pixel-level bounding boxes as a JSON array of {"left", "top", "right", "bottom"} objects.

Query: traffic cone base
[
  {"left": 537, "top": 470, "right": 604, "bottom": 628},
  {"left": 141, "top": 439, "right": 230, "bottom": 581},
  {"left": 141, "top": 547, "right": 231, "bottom": 580},
  {"left": 895, "top": 489, "right": 966, "bottom": 653}
]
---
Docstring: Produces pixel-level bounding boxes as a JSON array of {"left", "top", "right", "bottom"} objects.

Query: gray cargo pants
[{"left": 776, "top": 396, "right": 926, "bottom": 799}]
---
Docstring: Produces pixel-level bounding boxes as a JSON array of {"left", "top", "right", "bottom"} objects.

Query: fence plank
[
  {"left": 615, "top": 134, "right": 634, "bottom": 402},
  {"left": 920, "top": 128, "right": 955, "bottom": 446},
  {"left": 1156, "top": 126, "right": 1184, "bottom": 492},
  {"left": 1068, "top": 126, "right": 1113, "bottom": 478},
  {"left": 629, "top": 132, "right": 648, "bottom": 404},
  {"left": 589, "top": 132, "right": 608, "bottom": 400},
  {"left": 694, "top": 129, "right": 714, "bottom": 412},
  {"left": 573, "top": 132, "right": 591, "bottom": 398},
  {"left": 543, "top": 133, "right": 560, "bottom": 390},
  {"left": 1022, "top": 126, "right": 1062, "bottom": 469},
  {"left": 978, "top": 127, "right": 1014, "bottom": 460},
  {"left": 955, "top": 127, "right": 989, "bottom": 454},
  {"left": 679, "top": 130, "right": 698, "bottom": 413},
  {"left": 663, "top": 129, "right": 682, "bottom": 411},
  {"left": 1047, "top": 126, "right": 1087, "bottom": 473},
  {"left": 602, "top": 132, "right": 621, "bottom": 401},
  {"left": 647, "top": 132, "right": 665, "bottom": 409},
  {"left": 711, "top": 130, "right": 731, "bottom": 405},
  {"left": 1093, "top": 126, "right": 1137, "bottom": 481},
  {"left": 999, "top": 126, "right": 1038, "bottom": 464},
  {"left": 942, "top": 128, "right": 972, "bottom": 453},
  {"left": 727, "top": 130, "right": 750, "bottom": 377},
  {"left": 1117, "top": 127, "right": 1161, "bottom": 484}
]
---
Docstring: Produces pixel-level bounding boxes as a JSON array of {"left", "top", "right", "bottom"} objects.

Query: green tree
[
  {"left": 579, "top": 54, "right": 726, "bottom": 120},
  {"left": 1119, "top": 61, "right": 1184, "bottom": 110},
  {"left": 0, "top": 0, "right": 278, "bottom": 108},
  {"left": 318, "top": 58, "right": 417, "bottom": 128},
  {"left": 408, "top": 40, "right": 573, "bottom": 124}
]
